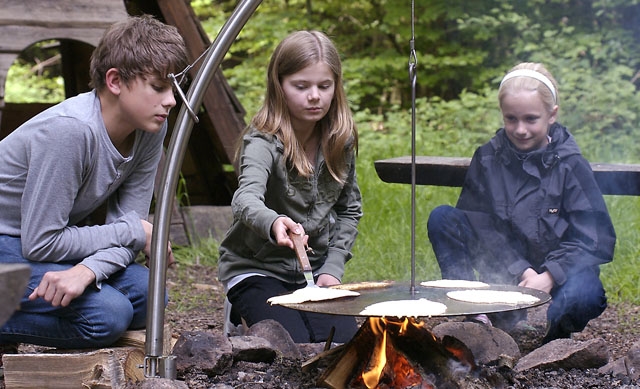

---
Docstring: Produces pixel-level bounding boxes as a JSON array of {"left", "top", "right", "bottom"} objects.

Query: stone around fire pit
[
  {"left": 228, "top": 336, "right": 276, "bottom": 363},
  {"left": 431, "top": 321, "right": 521, "bottom": 366},
  {"left": 138, "top": 377, "right": 189, "bottom": 389},
  {"left": 244, "top": 319, "right": 302, "bottom": 359},
  {"left": 599, "top": 339, "right": 640, "bottom": 380},
  {"left": 515, "top": 337, "right": 610, "bottom": 372},
  {"left": 173, "top": 331, "right": 233, "bottom": 376},
  {"left": 171, "top": 320, "right": 305, "bottom": 380}
]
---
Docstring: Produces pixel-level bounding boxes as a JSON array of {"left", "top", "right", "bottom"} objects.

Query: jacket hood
[{"left": 490, "top": 123, "right": 582, "bottom": 169}]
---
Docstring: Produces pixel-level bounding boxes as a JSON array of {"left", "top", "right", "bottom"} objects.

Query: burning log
[{"left": 319, "top": 317, "right": 477, "bottom": 389}]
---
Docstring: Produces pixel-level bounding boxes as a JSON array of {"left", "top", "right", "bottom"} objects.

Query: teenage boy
[{"left": 0, "top": 15, "right": 186, "bottom": 349}]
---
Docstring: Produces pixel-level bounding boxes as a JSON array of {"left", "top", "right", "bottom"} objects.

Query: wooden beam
[
  {"left": 155, "top": 0, "right": 246, "bottom": 168},
  {"left": 0, "top": 0, "right": 128, "bottom": 27},
  {"left": 374, "top": 156, "right": 640, "bottom": 196}
]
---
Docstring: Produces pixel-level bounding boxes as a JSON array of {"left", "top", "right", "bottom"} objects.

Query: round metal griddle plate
[{"left": 276, "top": 281, "right": 551, "bottom": 317}]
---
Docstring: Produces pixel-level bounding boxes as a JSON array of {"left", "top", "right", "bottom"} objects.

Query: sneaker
[{"left": 464, "top": 314, "right": 492, "bottom": 326}]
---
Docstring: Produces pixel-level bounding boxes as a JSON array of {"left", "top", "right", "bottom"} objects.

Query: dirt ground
[
  {"left": 164, "top": 263, "right": 640, "bottom": 388},
  {"left": 2, "top": 262, "right": 639, "bottom": 388}
]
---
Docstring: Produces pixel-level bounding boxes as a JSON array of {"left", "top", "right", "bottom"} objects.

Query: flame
[
  {"left": 362, "top": 318, "right": 387, "bottom": 387},
  {"left": 360, "top": 317, "right": 433, "bottom": 389}
]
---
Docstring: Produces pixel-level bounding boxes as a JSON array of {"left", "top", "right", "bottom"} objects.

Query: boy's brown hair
[{"left": 89, "top": 15, "right": 187, "bottom": 91}]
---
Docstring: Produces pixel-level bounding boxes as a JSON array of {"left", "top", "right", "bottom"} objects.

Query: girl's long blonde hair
[{"left": 246, "top": 30, "right": 357, "bottom": 183}]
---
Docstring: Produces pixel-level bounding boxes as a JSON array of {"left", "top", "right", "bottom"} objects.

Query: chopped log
[
  {"left": 2, "top": 347, "right": 145, "bottom": 389},
  {"left": 113, "top": 325, "right": 175, "bottom": 354},
  {"left": 318, "top": 318, "right": 379, "bottom": 388},
  {"left": 0, "top": 263, "right": 30, "bottom": 327},
  {"left": 1, "top": 325, "right": 174, "bottom": 388},
  {"left": 301, "top": 344, "right": 345, "bottom": 372}
]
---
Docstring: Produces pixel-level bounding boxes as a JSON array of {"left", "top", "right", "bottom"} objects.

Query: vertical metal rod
[
  {"left": 144, "top": 0, "right": 263, "bottom": 377},
  {"left": 408, "top": 0, "right": 418, "bottom": 295}
]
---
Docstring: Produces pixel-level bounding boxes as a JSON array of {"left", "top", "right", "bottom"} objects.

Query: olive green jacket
[{"left": 218, "top": 128, "right": 362, "bottom": 285}]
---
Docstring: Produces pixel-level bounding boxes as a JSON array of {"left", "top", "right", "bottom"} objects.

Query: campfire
[
  {"left": 319, "top": 316, "right": 477, "bottom": 388},
  {"left": 272, "top": 281, "right": 549, "bottom": 387}
]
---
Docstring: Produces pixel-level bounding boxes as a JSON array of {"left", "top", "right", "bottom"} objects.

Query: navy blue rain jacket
[{"left": 457, "top": 123, "right": 616, "bottom": 286}]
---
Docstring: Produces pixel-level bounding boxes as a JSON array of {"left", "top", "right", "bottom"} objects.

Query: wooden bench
[{"left": 374, "top": 156, "right": 640, "bottom": 196}]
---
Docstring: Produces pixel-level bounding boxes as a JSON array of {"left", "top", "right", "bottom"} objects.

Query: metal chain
[{"left": 167, "top": 46, "right": 212, "bottom": 124}]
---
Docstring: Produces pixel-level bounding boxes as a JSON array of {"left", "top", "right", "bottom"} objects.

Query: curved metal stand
[{"left": 144, "top": 0, "right": 263, "bottom": 378}]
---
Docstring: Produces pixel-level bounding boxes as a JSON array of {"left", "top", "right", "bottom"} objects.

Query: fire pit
[{"left": 276, "top": 281, "right": 550, "bottom": 388}]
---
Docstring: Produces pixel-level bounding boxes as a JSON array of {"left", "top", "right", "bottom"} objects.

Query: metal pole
[
  {"left": 408, "top": 0, "right": 418, "bottom": 295},
  {"left": 144, "top": 0, "right": 263, "bottom": 377}
]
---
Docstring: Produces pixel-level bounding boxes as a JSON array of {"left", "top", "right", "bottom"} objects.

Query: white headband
[{"left": 499, "top": 69, "right": 557, "bottom": 103}]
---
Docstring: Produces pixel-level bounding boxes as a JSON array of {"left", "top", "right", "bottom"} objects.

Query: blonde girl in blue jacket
[{"left": 427, "top": 62, "right": 615, "bottom": 344}]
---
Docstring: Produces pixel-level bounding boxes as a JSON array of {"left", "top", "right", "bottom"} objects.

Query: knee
[
  {"left": 551, "top": 271, "right": 607, "bottom": 320},
  {"left": 427, "top": 205, "right": 456, "bottom": 233},
  {"left": 87, "top": 296, "right": 135, "bottom": 347}
]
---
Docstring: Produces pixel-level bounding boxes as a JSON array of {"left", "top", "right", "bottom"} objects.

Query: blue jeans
[
  {"left": 427, "top": 205, "right": 607, "bottom": 336},
  {"left": 0, "top": 235, "right": 153, "bottom": 349}
]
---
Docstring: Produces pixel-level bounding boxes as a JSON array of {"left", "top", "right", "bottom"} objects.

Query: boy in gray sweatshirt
[{"left": 0, "top": 15, "right": 186, "bottom": 349}]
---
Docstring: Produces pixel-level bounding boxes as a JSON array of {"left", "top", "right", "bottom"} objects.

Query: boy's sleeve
[
  {"left": 21, "top": 119, "right": 162, "bottom": 278},
  {"left": 79, "top": 234, "right": 142, "bottom": 286}
]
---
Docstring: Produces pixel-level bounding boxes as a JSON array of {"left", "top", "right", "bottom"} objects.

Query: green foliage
[
  {"left": 173, "top": 236, "right": 220, "bottom": 267},
  {"left": 602, "top": 196, "right": 640, "bottom": 302},
  {"left": 5, "top": 62, "right": 64, "bottom": 103}
]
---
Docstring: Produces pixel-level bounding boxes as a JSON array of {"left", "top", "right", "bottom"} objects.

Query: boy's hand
[
  {"left": 28, "top": 264, "right": 96, "bottom": 307},
  {"left": 141, "top": 219, "right": 175, "bottom": 268},
  {"left": 141, "top": 219, "right": 154, "bottom": 256},
  {"left": 145, "top": 244, "right": 175, "bottom": 268}
]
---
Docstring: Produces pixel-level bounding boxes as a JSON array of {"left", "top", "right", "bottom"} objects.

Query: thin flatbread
[
  {"left": 330, "top": 281, "right": 394, "bottom": 291},
  {"left": 267, "top": 287, "right": 360, "bottom": 305},
  {"left": 359, "top": 298, "right": 447, "bottom": 317},
  {"left": 447, "top": 289, "right": 540, "bottom": 305},
  {"left": 421, "top": 279, "right": 490, "bottom": 288}
]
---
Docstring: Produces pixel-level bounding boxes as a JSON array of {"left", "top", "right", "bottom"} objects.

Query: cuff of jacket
[
  {"left": 508, "top": 259, "right": 533, "bottom": 280},
  {"left": 317, "top": 248, "right": 351, "bottom": 282},
  {"left": 541, "top": 261, "right": 567, "bottom": 286}
]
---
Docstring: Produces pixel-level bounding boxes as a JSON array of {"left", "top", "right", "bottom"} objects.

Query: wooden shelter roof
[{"left": 0, "top": 0, "right": 244, "bottom": 205}]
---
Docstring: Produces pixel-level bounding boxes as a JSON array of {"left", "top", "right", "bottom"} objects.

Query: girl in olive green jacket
[{"left": 218, "top": 31, "right": 362, "bottom": 343}]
